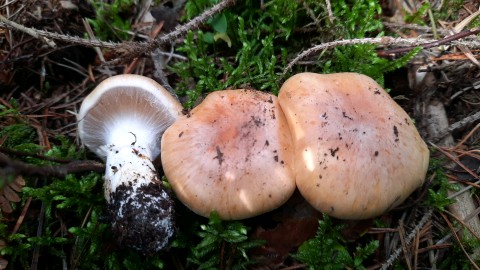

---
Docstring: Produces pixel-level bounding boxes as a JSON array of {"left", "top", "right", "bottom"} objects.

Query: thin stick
[
  {"left": 398, "top": 220, "right": 413, "bottom": 270},
  {"left": 110, "top": 0, "right": 237, "bottom": 64},
  {"left": 377, "top": 28, "right": 480, "bottom": 57},
  {"left": 11, "top": 197, "right": 32, "bottom": 234},
  {"left": 282, "top": 37, "right": 428, "bottom": 78},
  {"left": 380, "top": 209, "right": 433, "bottom": 270},
  {"left": 282, "top": 28, "right": 480, "bottom": 79},
  {"left": 440, "top": 211, "right": 480, "bottom": 270},
  {"left": 0, "top": 0, "right": 236, "bottom": 64},
  {"left": 0, "top": 153, "right": 105, "bottom": 178},
  {"left": 0, "top": 13, "right": 56, "bottom": 47},
  {"left": 0, "top": 21, "right": 119, "bottom": 48},
  {"left": 153, "top": 0, "right": 236, "bottom": 47},
  {"left": 324, "top": 0, "right": 334, "bottom": 23}
]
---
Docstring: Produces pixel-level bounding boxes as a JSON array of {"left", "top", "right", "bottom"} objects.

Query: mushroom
[
  {"left": 161, "top": 89, "right": 296, "bottom": 220},
  {"left": 77, "top": 74, "right": 183, "bottom": 253},
  {"left": 278, "top": 72, "right": 429, "bottom": 220}
]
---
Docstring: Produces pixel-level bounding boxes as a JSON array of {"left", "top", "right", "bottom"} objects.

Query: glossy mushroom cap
[
  {"left": 278, "top": 72, "right": 429, "bottom": 220},
  {"left": 161, "top": 89, "right": 296, "bottom": 220},
  {"left": 77, "top": 74, "right": 183, "bottom": 253}
]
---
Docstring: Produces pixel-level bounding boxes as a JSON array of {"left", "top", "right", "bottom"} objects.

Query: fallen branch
[
  {"left": 110, "top": 0, "right": 237, "bottom": 64},
  {"left": 0, "top": 146, "right": 72, "bottom": 164},
  {"left": 282, "top": 29, "right": 480, "bottom": 80},
  {"left": 380, "top": 209, "right": 434, "bottom": 270},
  {"left": 430, "top": 111, "right": 480, "bottom": 143},
  {"left": 0, "top": 0, "right": 236, "bottom": 64},
  {"left": 0, "top": 19, "right": 118, "bottom": 49},
  {"left": 0, "top": 152, "right": 104, "bottom": 179},
  {"left": 377, "top": 28, "right": 480, "bottom": 57},
  {"left": 0, "top": 14, "right": 56, "bottom": 48}
]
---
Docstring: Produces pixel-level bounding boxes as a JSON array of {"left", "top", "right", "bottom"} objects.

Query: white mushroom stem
[
  {"left": 76, "top": 74, "right": 184, "bottom": 253},
  {"left": 102, "top": 143, "right": 175, "bottom": 253},
  {"left": 104, "top": 144, "right": 155, "bottom": 201}
]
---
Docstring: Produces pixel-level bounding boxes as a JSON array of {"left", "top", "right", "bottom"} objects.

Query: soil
[{"left": 108, "top": 182, "right": 175, "bottom": 254}]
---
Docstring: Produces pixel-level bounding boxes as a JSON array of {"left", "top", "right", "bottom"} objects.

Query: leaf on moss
[
  {"left": 0, "top": 176, "right": 25, "bottom": 214},
  {"left": 213, "top": 32, "right": 232, "bottom": 47}
]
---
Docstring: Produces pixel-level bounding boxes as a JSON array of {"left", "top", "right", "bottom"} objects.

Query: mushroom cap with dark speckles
[
  {"left": 161, "top": 89, "right": 296, "bottom": 220},
  {"left": 278, "top": 72, "right": 429, "bottom": 220}
]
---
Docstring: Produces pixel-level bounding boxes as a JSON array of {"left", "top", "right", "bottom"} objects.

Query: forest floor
[{"left": 0, "top": 0, "right": 480, "bottom": 269}]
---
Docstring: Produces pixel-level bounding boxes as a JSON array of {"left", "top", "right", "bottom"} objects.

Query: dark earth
[{"left": 108, "top": 181, "right": 175, "bottom": 254}]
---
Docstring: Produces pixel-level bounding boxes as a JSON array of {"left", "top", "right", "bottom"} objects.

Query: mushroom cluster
[
  {"left": 161, "top": 72, "right": 428, "bottom": 221},
  {"left": 77, "top": 72, "right": 429, "bottom": 251},
  {"left": 77, "top": 74, "right": 183, "bottom": 253}
]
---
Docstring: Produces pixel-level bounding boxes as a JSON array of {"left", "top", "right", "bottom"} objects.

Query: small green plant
[
  {"left": 404, "top": 2, "right": 431, "bottom": 25},
  {"left": 294, "top": 215, "right": 379, "bottom": 270},
  {"left": 172, "top": 0, "right": 298, "bottom": 108},
  {"left": 312, "top": 0, "right": 421, "bottom": 85},
  {"left": 437, "top": 234, "right": 480, "bottom": 270},
  {"left": 0, "top": 123, "right": 37, "bottom": 152},
  {"left": 187, "top": 212, "right": 264, "bottom": 270},
  {"left": 426, "top": 157, "right": 456, "bottom": 211},
  {"left": 432, "top": 0, "right": 468, "bottom": 21},
  {"left": 87, "top": 0, "right": 134, "bottom": 41},
  {"left": 173, "top": 0, "right": 420, "bottom": 110}
]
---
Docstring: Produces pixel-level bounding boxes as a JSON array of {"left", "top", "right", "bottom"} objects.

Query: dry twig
[
  {"left": 430, "top": 112, "right": 480, "bottom": 143},
  {"left": 380, "top": 209, "right": 434, "bottom": 270},
  {"left": 324, "top": 0, "right": 334, "bottom": 23},
  {"left": 0, "top": 13, "right": 56, "bottom": 48},
  {"left": 282, "top": 29, "right": 480, "bottom": 80},
  {"left": 0, "top": 0, "right": 236, "bottom": 64},
  {"left": 0, "top": 152, "right": 104, "bottom": 178},
  {"left": 440, "top": 211, "right": 480, "bottom": 270}
]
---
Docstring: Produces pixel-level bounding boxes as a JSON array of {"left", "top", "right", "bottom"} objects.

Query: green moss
[
  {"left": 172, "top": 0, "right": 419, "bottom": 109},
  {"left": 426, "top": 156, "right": 457, "bottom": 211},
  {"left": 294, "top": 215, "right": 379, "bottom": 270},
  {"left": 87, "top": 0, "right": 134, "bottom": 41},
  {"left": 173, "top": 0, "right": 299, "bottom": 107},
  {"left": 186, "top": 212, "right": 264, "bottom": 269}
]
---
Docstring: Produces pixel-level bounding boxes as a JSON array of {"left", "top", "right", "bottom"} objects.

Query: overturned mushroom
[
  {"left": 161, "top": 89, "right": 296, "bottom": 220},
  {"left": 278, "top": 72, "right": 429, "bottom": 220},
  {"left": 77, "top": 74, "right": 183, "bottom": 253}
]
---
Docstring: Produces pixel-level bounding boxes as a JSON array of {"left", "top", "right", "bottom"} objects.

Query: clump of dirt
[{"left": 107, "top": 182, "right": 176, "bottom": 254}]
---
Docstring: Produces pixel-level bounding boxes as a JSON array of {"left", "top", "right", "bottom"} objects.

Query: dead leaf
[
  {"left": 0, "top": 176, "right": 24, "bottom": 214},
  {"left": 3, "top": 185, "right": 20, "bottom": 203},
  {"left": 0, "top": 195, "right": 12, "bottom": 214},
  {"left": 251, "top": 192, "right": 322, "bottom": 266},
  {"left": 59, "top": 1, "right": 78, "bottom": 10},
  {"left": 252, "top": 217, "right": 319, "bottom": 262},
  {"left": 8, "top": 179, "right": 23, "bottom": 192},
  {"left": 0, "top": 258, "right": 7, "bottom": 269}
]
